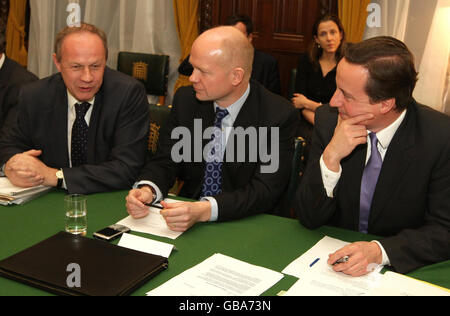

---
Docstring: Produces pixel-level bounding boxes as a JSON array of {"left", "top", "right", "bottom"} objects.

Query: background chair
[
  {"left": 286, "top": 137, "right": 308, "bottom": 218},
  {"left": 146, "top": 103, "right": 184, "bottom": 195},
  {"left": 273, "top": 136, "right": 307, "bottom": 218},
  {"left": 148, "top": 103, "right": 171, "bottom": 156},
  {"left": 287, "top": 68, "right": 297, "bottom": 100},
  {"left": 117, "top": 52, "right": 169, "bottom": 105}
]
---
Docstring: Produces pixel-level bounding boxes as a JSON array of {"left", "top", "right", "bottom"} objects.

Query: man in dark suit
[
  {"left": 0, "top": 23, "right": 149, "bottom": 194},
  {"left": 0, "top": 32, "right": 38, "bottom": 129},
  {"left": 126, "top": 26, "right": 297, "bottom": 232},
  {"left": 296, "top": 36, "right": 450, "bottom": 275},
  {"left": 178, "top": 14, "right": 281, "bottom": 95}
]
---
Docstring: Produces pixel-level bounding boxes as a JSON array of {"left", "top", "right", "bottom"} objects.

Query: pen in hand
[
  {"left": 332, "top": 256, "right": 349, "bottom": 266},
  {"left": 144, "top": 202, "right": 164, "bottom": 210}
]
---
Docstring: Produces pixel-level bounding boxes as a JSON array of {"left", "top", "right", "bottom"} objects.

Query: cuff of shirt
[
  {"left": 200, "top": 196, "right": 218, "bottom": 222},
  {"left": 133, "top": 180, "right": 163, "bottom": 202},
  {"left": 372, "top": 240, "right": 391, "bottom": 267},
  {"left": 60, "top": 168, "right": 67, "bottom": 190},
  {"left": 320, "top": 155, "right": 342, "bottom": 198}
]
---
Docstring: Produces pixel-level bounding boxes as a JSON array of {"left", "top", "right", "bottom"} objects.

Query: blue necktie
[
  {"left": 359, "top": 133, "right": 382, "bottom": 233},
  {"left": 201, "top": 108, "right": 229, "bottom": 197},
  {"left": 71, "top": 102, "right": 91, "bottom": 167}
]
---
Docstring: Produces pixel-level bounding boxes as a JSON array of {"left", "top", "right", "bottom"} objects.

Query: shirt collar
[
  {"left": 371, "top": 110, "right": 407, "bottom": 149},
  {"left": 67, "top": 90, "right": 95, "bottom": 108},
  {"left": 213, "top": 84, "right": 250, "bottom": 122},
  {"left": 0, "top": 54, "right": 5, "bottom": 70}
]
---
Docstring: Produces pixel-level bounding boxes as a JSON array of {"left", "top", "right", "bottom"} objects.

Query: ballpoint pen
[
  {"left": 144, "top": 202, "right": 164, "bottom": 209},
  {"left": 332, "top": 256, "right": 349, "bottom": 266}
]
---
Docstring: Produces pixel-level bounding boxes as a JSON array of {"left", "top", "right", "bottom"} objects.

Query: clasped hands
[
  {"left": 125, "top": 186, "right": 212, "bottom": 232},
  {"left": 4, "top": 150, "right": 57, "bottom": 188}
]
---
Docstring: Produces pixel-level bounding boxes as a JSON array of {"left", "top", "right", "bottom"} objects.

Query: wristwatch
[
  {"left": 138, "top": 184, "right": 157, "bottom": 204},
  {"left": 56, "top": 169, "right": 64, "bottom": 188}
]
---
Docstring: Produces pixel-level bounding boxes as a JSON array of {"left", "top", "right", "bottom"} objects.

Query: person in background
[
  {"left": 0, "top": 23, "right": 149, "bottom": 194},
  {"left": 296, "top": 36, "right": 450, "bottom": 276},
  {"left": 178, "top": 14, "right": 281, "bottom": 95},
  {"left": 292, "top": 14, "right": 346, "bottom": 145},
  {"left": 0, "top": 31, "right": 38, "bottom": 129}
]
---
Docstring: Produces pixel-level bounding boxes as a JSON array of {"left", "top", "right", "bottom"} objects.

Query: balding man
[{"left": 126, "top": 26, "right": 297, "bottom": 231}]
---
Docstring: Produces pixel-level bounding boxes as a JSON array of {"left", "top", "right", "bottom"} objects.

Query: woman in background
[{"left": 292, "top": 14, "right": 346, "bottom": 142}]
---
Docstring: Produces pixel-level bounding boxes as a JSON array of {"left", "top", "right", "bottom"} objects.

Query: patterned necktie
[
  {"left": 359, "top": 132, "right": 383, "bottom": 233},
  {"left": 71, "top": 102, "right": 91, "bottom": 168},
  {"left": 201, "top": 108, "right": 229, "bottom": 198}
]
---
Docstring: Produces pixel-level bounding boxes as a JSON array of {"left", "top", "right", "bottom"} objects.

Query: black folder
[{"left": 0, "top": 231, "right": 168, "bottom": 296}]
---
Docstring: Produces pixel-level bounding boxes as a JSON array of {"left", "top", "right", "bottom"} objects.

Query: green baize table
[{"left": 1, "top": 190, "right": 449, "bottom": 296}]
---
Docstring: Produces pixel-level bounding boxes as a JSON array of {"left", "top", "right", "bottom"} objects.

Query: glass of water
[{"left": 65, "top": 194, "right": 87, "bottom": 236}]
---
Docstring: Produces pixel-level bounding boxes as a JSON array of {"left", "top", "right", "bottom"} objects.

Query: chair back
[
  {"left": 274, "top": 137, "right": 307, "bottom": 218},
  {"left": 117, "top": 52, "right": 169, "bottom": 105},
  {"left": 148, "top": 103, "right": 171, "bottom": 155},
  {"left": 287, "top": 68, "right": 297, "bottom": 100}
]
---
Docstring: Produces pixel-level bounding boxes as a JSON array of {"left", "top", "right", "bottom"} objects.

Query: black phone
[{"left": 93, "top": 224, "right": 130, "bottom": 242}]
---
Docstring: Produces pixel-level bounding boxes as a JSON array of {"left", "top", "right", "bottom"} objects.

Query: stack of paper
[{"left": 0, "top": 178, "right": 51, "bottom": 206}]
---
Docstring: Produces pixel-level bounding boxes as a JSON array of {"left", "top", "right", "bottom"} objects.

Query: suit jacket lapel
[
  {"left": 369, "top": 106, "right": 416, "bottom": 225},
  {"left": 340, "top": 143, "right": 367, "bottom": 230},
  {"left": 222, "top": 83, "right": 258, "bottom": 184},
  {"left": 87, "top": 87, "right": 103, "bottom": 164},
  {"left": 52, "top": 75, "right": 70, "bottom": 167}
]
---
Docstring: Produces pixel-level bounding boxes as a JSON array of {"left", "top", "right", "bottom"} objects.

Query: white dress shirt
[{"left": 320, "top": 110, "right": 407, "bottom": 266}]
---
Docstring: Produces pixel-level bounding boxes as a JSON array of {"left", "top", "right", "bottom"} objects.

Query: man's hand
[
  {"left": 327, "top": 241, "right": 383, "bottom": 277},
  {"left": 160, "top": 200, "right": 211, "bottom": 232},
  {"left": 323, "top": 113, "right": 374, "bottom": 172},
  {"left": 125, "top": 187, "right": 154, "bottom": 219},
  {"left": 5, "top": 150, "right": 57, "bottom": 187}
]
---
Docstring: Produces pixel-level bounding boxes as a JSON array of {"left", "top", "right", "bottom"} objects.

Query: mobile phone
[{"left": 93, "top": 224, "right": 130, "bottom": 242}]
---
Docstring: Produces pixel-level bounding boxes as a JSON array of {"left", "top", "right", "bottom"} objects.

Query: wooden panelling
[{"left": 200, "top": 0, "right": 338, "bottom": 97}]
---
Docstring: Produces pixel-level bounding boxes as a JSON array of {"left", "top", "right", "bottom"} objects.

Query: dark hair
[
  {"left": 309, "top": 14, "right": 346, "bottom": 68},
  {"left": 344, "top": 36, "right": 418, "bottom": 111},
  {"left": 0, "top": 31, "right": 5, "bottom": 54},
  {"left": 225, "top": 14, "right": 253, "bottom": 35},
  {"left": 54, "top": 23, "right": 108, "bottom": 61}
]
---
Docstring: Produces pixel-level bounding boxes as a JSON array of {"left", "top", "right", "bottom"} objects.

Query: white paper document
[
  {"left": 146, "top": 253, "right": 284, "bottom": 296},
  {"left": 367, "top": 271, "right": 450, "bottom": 296},
  {"left": 118, "top": 233, "right": 174, "bottom": 258},
  {"left": 283, "top": 236, "right": 382, "bottom": 278},
  {"left": 116, "top": 198, "right": 183, "bottom": 240},
  {"left": 283, "top": 236, "right": 383, "bottom": 296}
]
